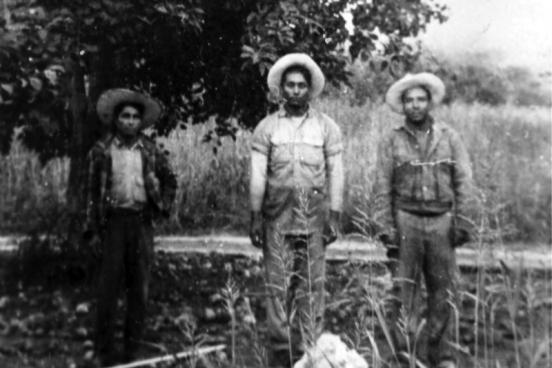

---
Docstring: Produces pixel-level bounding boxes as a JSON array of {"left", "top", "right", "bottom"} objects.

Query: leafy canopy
[{"left": 0, "top": 0, "right": 447, "bottom": 160}]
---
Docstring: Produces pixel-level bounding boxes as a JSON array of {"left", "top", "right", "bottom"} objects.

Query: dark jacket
[
  {"left": 374, "top": 119, "right": 474, "bottom": 238},
  {"left": 84, "top": 133, "right": 177, "bottom": 232}
]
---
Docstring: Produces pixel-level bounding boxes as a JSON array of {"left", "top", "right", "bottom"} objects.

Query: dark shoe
[
  {"left": 269, "top": 348, "right": 292, "bottom": 368},
  {"left": 98, "top": 352, "right": 119, "bottom": 367},
  {"left": 395, "top": 351, "right": 427, "bottom": 368},
  {"left": 269, "top": 346, "right": 305, "bottom": 368},
  {"left": 386, "top": 351, "right": 409, "bottom": 368}
]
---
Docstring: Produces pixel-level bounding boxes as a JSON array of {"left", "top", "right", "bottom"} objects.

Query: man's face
[
  {"left": 402, "top": 87, "right": 431, "bottom": 124},
  {"left": 115, "top": 105, "right": 142, "bottom": 136},
  {"left": 282, "top": 71, "right": 310, "bottom": 107}
]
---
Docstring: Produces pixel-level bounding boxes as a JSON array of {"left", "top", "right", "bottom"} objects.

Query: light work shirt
[
  {"left": 250, "top": 106, "right": 344, "bottom": 234},
  {"left": 109, "top": 137, "right": 147, "bottom": 210}
]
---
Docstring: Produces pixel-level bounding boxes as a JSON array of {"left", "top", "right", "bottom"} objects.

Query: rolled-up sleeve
[
  {"left": 251, "top": 117, "right": 271, "bottom": 155},
  {"left": 250, "top": 118, "right": 271, "bottom": 211},
  {"left": 322, "top": 116, "right": 344, "bottom": 211},
  {"left": 323, "top": 117, "right": 343, "bottom": 157},
  {"left": 250, "top": 151, "right": 268, "bottom": 212}
]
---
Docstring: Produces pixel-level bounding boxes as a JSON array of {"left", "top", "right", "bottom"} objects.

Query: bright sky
[{"left": 421, "top": 0, "right": 552, "bottom": 71}]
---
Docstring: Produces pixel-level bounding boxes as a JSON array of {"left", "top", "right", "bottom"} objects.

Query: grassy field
[{"left": 0, "top": 100, "right": 550, "bottom": 244}]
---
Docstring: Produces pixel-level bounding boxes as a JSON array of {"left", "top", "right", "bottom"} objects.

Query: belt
[
  {"left": 107, "top": 207, "right": 147, "bottom": 217},
  {"left": 395, "top": 198, "right": 452, "bottom": 216}
]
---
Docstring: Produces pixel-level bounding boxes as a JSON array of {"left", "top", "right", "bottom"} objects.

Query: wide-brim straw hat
[
  {"left": 385, "top": 73, "right": 445, "bottom": 113},
  {"left": 96, "top": 88, "right": 162, "bottom": 128},
  {"left": 267, "top": 53, "right": 325, "bottom": 100}
]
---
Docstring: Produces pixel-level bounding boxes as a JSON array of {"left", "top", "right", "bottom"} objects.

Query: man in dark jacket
[
  {"left": 84, "top": 88, "right": 177, "bottom": 365},
  {"left": 374, "top": 73, "right": 475, "bottom": 368}
]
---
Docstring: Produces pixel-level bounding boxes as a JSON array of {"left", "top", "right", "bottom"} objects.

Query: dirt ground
[{"left": 0, "top": 249, "right": 550, "bottom": 368}]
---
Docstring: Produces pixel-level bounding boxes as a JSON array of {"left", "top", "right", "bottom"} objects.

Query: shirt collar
[
  {"left": 277, "top": 105, "right": 314, "bottom": 118},
  {"left": 112, "top": 135, "right": 144, "bottom": 150},
  {"left": 394, "top": 117, "right": 447, "bottom": 156},
  {"left": 395, "top": 115, "right": 436, "bottom": 135}
]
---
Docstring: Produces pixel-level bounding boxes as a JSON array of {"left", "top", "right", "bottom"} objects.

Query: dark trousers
[
  {"left": 263, "top": 225, "right": 326, "bottom": 367},
  {"left": 95, "top": 209, "right": 154, "bottom": 364},
  {"left": 387, "top": 210, "right": 458, "bottom": 367}
]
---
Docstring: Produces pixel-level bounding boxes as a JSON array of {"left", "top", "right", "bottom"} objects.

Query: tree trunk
[
  {"left": 65, "top": 58, "right": 90, "bottom": 249},
  {"left": 66, "top": 47, "right": 112, "bottom": 250}
]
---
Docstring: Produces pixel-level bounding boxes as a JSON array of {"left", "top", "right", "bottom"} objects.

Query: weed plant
[{"left": 334, "top": 201, "right": 552, "bottom": 368}]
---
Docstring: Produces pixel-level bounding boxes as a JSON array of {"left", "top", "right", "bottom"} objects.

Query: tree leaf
[{"left": 0, "top": 83, "right": 14, "bottom": 95}]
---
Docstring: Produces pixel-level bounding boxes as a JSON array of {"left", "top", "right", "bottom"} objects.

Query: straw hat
[
  {"left": 96, "top": 88, "right": 162, "bottom": 128},
  {"left": 267, "top": 53, "right": 325, "bottom": 99},
  {"left": 385, "top": 73, "right": 445, "bottom": 113}
]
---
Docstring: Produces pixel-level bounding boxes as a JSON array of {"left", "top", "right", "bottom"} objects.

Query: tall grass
[
  {"left": 0, "top": 100, "right": 550, "bottom": 243},
  {"left": 0, "top": 138, "right": 68, "bottom": 234},
  {"left": 325, "top": 254, "right": 552, "bottom": 368}
]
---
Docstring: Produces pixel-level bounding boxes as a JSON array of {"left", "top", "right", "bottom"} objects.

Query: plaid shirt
[
  {"left": 374, "top": 118, "right": 474, "bottom": 236},
  {"left": 85, "top": 133, "right": 177, "bottom": 232}
]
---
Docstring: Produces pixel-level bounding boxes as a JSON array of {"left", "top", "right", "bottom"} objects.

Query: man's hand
[
  {"left": 323, "top": 210, "right": 341, "bottom": 246},
  {"left": 378, "top": 230, "right": 399, "bottom": 247},
  {"left": 249, "top": 211, "right": 264, "bottom": 249},
  {"left": 146, "top": 172, "right": 170, "bottom": 216},
  {"left": 146, "top": 172, "right": 161, "bottom": 192},
  {"left": 451, "top": 227, "right": 471, "bottom": 247},
  {"left": 378, "top": 230, "right": 400, "bottom": 260},
  {"left": 451, "top": 215, "right": 474, "bottom": 247}
]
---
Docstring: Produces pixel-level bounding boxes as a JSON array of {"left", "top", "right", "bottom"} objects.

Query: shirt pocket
[
  {"left": 297, "top": 143, "right": 326, "bottom": 188},
  {"left": 393, "top": 149, "right": 419, "bottom": 196},
  {"left": 271, "top": 143, "right": 293, "bottom": 164},
  {"left": 299, "top": 143, "right": 325, "bottom": 167}
]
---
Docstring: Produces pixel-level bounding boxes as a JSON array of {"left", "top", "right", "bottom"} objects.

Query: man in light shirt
[
  {"left": 249, "top": 53, "right": 344, "bottom": 367},
  {"left": 84, "top": 89, "right": 176, "bottom": 365}
]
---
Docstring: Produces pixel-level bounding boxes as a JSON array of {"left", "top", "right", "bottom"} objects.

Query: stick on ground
[{"left": 104, "top": 344, "right": 226, "bottom": 368}]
